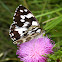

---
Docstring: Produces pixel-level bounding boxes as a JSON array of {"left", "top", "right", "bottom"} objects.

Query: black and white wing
[{"left": 9, "top": 5, "right": 42, "bottom": 44}]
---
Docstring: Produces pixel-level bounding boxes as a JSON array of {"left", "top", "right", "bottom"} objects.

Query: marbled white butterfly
[{"left": 9, "top": 5, "right": 43, "bottom": 44}]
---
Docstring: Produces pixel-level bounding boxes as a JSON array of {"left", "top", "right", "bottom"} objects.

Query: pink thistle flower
[{"left": 16, "top": 35, "right": 54, "bottom": 62}]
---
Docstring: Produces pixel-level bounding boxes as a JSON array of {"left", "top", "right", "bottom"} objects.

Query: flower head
[{"left": 16, "top": 35, "right": 54, "bottom": 62}]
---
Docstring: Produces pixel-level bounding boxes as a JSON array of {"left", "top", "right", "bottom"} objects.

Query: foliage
[{"left": 0, "top": 0, "right": 62, "bottom": 62}]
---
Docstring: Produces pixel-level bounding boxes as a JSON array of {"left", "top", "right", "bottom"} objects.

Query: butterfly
[{"left": 9, "top": 5, "right": 43, "bottom": 44}]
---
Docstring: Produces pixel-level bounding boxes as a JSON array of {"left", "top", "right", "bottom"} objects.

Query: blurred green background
[{"left": 0, "top": 0, "right": 62, "bottom": 62}]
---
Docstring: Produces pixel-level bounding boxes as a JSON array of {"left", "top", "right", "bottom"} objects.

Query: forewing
[{"left": 9, "top": 5, "right": 40, "bottom": 42}]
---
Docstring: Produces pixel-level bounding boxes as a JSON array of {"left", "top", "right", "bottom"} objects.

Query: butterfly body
[{"left": 9, "top": 5, "right": 43, "bottom": 44}]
